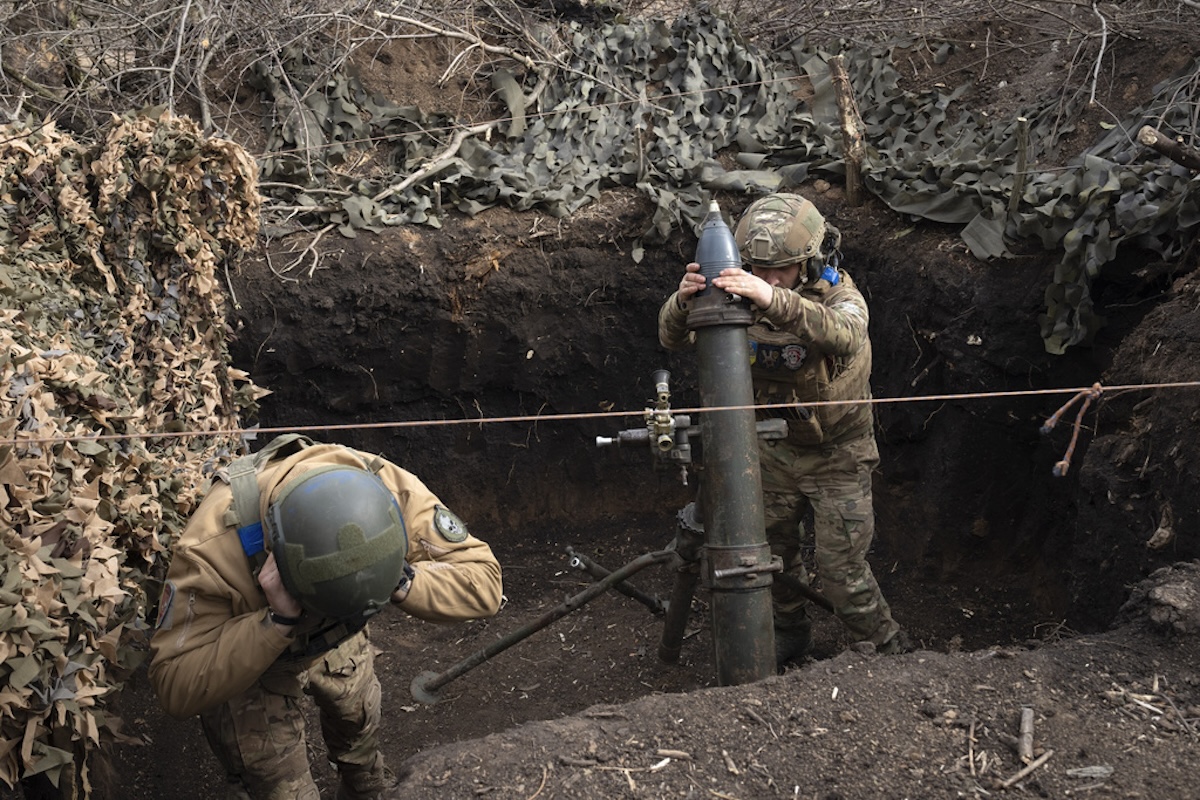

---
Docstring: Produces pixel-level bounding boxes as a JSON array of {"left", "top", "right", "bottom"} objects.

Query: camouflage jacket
[
  {"left": 148, "top": 443, "right": 503, "bottom": 719},
  {"left": 658, "top": 268, "right": 874, "bottom": 446}
]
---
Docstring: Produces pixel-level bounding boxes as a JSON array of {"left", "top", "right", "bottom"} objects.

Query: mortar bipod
[
  {"left": 566, "top": 546, "right": 665, "bottom": 615},
  {"left": 658, "top": 500, "right": 705, "bottom": 664},
  {"left": 410, "top": 548, "right": 674, "bottom": 705}
]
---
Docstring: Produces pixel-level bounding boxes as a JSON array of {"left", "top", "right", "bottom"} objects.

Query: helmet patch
[{"left": 434, "top": 505, "right": 468, "bottom": 542}]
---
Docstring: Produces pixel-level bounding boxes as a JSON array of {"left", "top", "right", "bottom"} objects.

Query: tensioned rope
[{"left": 5, "top": 380, "right": 1198, "bottom": 475}]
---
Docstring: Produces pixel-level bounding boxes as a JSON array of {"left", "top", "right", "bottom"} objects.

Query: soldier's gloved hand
[{"left": 391, "top": 563, "right": 416, "bottom": 604}]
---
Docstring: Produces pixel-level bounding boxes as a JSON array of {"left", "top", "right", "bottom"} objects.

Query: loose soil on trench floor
[{"left": 108, "top": 538, "right": 1200, "bottom": 800}]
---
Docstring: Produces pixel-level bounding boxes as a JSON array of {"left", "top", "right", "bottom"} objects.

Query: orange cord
[{"left": 1041, "top": 382, "right": 1103, "bottom": 477}]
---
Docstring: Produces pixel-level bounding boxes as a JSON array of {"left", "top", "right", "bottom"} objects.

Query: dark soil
[{"left": 16, "top": 4, "right": 1200, "bottom": 799}]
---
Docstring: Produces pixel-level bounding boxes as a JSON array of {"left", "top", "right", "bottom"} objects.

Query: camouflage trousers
[
  {"left": 199, "top": 630, "right": 385, "bottom": 800},
  {"left": 759, "top": 433, "right": 900, "bottom": 648}
]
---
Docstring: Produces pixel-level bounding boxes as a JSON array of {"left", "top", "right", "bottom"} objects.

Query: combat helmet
[
  {"left": 734, "top": 193, "right": 833, "bottom": 282},
  {"left": 265, "top": 465, "right": 408, "bottom": 622}
]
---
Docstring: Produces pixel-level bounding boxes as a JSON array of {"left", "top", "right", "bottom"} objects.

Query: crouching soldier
[{"left": 149, "top": 435, "right": 503, "bottom": 800}]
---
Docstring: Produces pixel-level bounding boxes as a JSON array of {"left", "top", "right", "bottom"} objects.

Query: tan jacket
[
  {"left": 148, "top": 443, "right": 502, "bottom": 719},
  {"left": 658, "top": 269, "right": 874, "bottom": 445}
]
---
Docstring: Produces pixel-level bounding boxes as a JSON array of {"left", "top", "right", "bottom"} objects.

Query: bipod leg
[
  {"left": 567, "top": 546, "right": 665, "bottom": 614},
  {"left": 773, "top": 571, "right": 835, "bottom": 613},
  {"left": 412, "top": 548, "right": 674, "bottom": 704},
  {"left": 658, "top": 500, "right": 705, "bottom": 664}
]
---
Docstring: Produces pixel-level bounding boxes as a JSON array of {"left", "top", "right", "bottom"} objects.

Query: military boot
[
  {"left": 335, "top": 759, "right": 397, "bottom": 800},
  {"left": 877, "top": 629, "right": 912, "bottom": 655},
  {"left": 774, "top": 615, "right": 812, "bottom": 669}
]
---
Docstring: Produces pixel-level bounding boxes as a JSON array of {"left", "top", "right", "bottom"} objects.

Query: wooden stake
[
  {"left": 829, "top": 55, "right": 867, "bottom": 206},
  {"left": 1008, "top": 117, "right": 1029, "bottom": 218}
]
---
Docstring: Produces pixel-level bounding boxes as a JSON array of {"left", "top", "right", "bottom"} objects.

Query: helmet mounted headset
[{"left": 734, "top": 193, "right": 841, "bottom": 285}]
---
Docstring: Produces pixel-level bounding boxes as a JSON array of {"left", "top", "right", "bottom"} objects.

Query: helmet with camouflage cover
[
  {"left": 265, "top": 465, "right": 408, "bottom": 622},
  {"left": 734, "top": 193, "right": 827, "bottom": 271}
]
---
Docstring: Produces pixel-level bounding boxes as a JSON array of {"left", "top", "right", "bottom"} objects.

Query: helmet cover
[
  {"left": 267, "top": 466, "right": 408, "bottom": 621},
  {"left": 734, "top": 193, "right": 827, "bottom": 269}
]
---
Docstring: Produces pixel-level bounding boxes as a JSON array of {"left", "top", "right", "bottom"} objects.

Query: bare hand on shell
[{"left": 679, "top": 262, "right": 772, "bottom": 309}]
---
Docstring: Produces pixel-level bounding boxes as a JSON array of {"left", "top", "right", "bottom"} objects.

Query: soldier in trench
[
  {"left": 658, "top": 192, "right": 908, "bottom": 665},
  {"left": 149, "top": 436, "right": 503, "bottom": 800}
]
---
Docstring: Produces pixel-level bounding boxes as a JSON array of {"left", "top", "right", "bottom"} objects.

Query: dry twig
[
  {"left": 968, "top": 719, "right": 977, "bottom": 777},
  {"left": 525, "top": 763, "right": 549, "bottom": 800},
  {"left": 1000, "top": 748, "right": 1054, "bottom": 788},
  {"left": 1018, "top": 707, "right": 1035, "bottom": 763}
]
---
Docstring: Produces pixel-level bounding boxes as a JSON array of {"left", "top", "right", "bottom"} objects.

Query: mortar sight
[{"left": 595, "top": 370, "right": 693, "bottom": 477}]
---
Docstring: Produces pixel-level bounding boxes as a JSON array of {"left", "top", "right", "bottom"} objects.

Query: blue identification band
[
  {"left": 820, "top": 265, "right": 840, "bottom": 285},
  {"left": 239, "top": 521, "right": 266, "bottom": 557}
]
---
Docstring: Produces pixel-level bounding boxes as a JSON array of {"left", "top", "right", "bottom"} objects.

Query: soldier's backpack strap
[{"left": 219, "top": 434, "right": 315, "bottom": 571}]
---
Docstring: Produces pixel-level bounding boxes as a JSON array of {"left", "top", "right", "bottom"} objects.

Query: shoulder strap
[{"left": 219, "top": 434, "right": 315, "bottom": 569}]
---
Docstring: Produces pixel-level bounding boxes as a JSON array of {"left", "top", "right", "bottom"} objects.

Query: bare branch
[
  {"left": 370, "top": 60, "right": 552, "bottom": 209},
  {"left": 372, "top": 122, "right": 490, "bottom": 205},
  {"left": 166, "top": 0, "right": 195, "bottom": 115},
  {"left": 1, "top": 60, "right": 64, "bottom": 102},
  {"left": 1138, "top": 125, "right": 1200, "bottom": 170},
  {"left": 1088, "top": 2, "right": 1109, "bottom": 106},
  {"left": 374, "top": 9, "right": 537, "bottom": 71}
]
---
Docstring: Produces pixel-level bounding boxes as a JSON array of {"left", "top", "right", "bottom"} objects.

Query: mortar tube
[
  {"left": 411, "top": 548, "right": 674, "bottom": 704},
  {"left": 689, "top": 200, "right": 776, "bottom": 685}
]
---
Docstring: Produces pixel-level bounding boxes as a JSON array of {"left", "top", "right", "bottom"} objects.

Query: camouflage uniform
[
  {"left": 198, "top": 632, "right": 381, "bottom": 800},
  {"left": 659, "top": 267, "right": 901, "bottom": 650},
  {"left": 150, "top": 443, "right": 504, "bottom": 799}
]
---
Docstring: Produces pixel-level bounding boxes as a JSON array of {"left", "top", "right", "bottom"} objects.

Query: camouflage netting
[
  {"left": 257, "top": 9, "right": 1199, "bottom": 353},
  {"left": 0, "top": 110, "right": 266, "bottom": 794}
]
